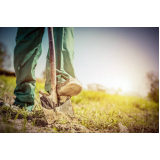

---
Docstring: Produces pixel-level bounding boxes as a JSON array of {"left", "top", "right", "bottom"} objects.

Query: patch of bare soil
[
  {"left": 0, "top": 116, "right": 51, "bottom": 133},
  {"left": 128, "top": 124, "right": 159, "bottom": 133},
  {"left": 0, "top": 108, "right": 92, "bottom": 133},
  {"left": 0, "top": 116, "right": 92, "bottom": 133}
]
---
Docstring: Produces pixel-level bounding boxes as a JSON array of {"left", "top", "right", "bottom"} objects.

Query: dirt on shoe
[{"left": 57, "top": 78, "right": 82, "bottom": 96}]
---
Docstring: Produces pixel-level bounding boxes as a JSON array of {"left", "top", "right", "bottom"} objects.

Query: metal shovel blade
[
  {"left": 57, "top": 96, "right": 75, "bottom": 117},
  {"left": 39, "top": 91, "right": 75, "bottom": 124},
  {"left": 39, "top": 91, "right": 58, "bottom": 124}
]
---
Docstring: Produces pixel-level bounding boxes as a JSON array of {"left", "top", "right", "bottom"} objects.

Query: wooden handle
[
  {"left": 48, "top": 27, "right": 56, "bottom": 94},
  {"left": 48, "top": 27, "right": 58, "bottom": 107}
]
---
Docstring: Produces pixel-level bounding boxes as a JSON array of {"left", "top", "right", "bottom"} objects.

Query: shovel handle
[{"left": 48, "top": 27, "right": 56, "bottom": 94}]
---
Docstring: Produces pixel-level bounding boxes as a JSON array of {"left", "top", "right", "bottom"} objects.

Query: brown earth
[{"left": 0, "top": 69, "right": 15, "bottom": 77}]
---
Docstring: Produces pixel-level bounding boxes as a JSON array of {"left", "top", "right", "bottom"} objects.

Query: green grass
[{"left": 0, "top": 75, "right": 159, "bottom": 133}]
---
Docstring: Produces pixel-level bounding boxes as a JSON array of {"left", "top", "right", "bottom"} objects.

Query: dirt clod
[{"left": 118, "top": 123, "right": 129, "bottom": 133}]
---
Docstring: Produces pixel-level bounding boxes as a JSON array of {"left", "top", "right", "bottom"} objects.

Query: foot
[{"left": 57, "top": 78, "right": 82, "bottom": 96}]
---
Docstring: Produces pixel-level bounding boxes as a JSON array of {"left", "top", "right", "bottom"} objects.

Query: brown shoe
[{"left": 57, "top": 78, "right": 82, "bottom": 96}]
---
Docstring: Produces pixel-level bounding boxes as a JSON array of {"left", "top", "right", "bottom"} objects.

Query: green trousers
[{"left": 14, "top": 27, "right": 75, "bottom": 111}]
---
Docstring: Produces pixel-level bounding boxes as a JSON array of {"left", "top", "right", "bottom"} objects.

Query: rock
[
  {"left": 0, "top": 85, "right": 4, "bottom": 88},
  {"left": 48, "top": 124, "right": 52, "bottom": 128},
  {"left": 118, "top": 123, "right": 129, "bottom": 133},
  {"left": 0, "top": 102, "right": 10, "bottom": 107}
]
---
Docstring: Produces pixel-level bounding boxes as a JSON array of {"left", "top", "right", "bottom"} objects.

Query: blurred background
[{"left": 0, "top": 27, "right": 159, "bottom": 100}]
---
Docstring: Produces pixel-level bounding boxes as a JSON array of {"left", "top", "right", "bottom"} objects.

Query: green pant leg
[
  {"left": 45, "top": 27, "right": 75, "bottom": 94},
  {"left": 14, "top": 27, "right": 45, "bottom": 111}
]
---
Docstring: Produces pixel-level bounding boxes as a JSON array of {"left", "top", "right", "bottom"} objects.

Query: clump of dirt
[{"left": 117, "top": 123, "right": 129, "bottom": 133}]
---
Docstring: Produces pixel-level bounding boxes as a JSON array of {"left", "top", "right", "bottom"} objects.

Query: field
[{"left": 0, "top": 75, "right": 159, "bottom": 133}]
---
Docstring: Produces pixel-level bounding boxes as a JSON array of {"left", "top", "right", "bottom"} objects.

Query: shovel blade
[
  {"left": 39, "top": 91, "right": 58, "bottom": 124},
  {"left": 39, "top": 91, "right": 75, "bottom": 124},
  {"left": 42, "top": 107, "right": 58, "bottom": 124},
  {"left": 56, "top": 96, "right": 75, "bottom": 117}
]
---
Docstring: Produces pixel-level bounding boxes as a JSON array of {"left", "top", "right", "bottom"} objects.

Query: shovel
[{"left": 39, "top": 27, "right": 74, "bottom": 125}]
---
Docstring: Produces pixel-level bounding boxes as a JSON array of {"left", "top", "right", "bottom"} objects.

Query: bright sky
[{"left": 0, "top": 27, "right": 159, "bottom": 96}]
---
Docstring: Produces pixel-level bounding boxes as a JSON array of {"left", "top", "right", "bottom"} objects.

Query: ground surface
[{"left": 0, "top": 75, "right": 159, "bottom": 133}]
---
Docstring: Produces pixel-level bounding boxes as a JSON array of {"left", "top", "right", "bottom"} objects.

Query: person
[{"left": 13, "top": 27, "right": 82, "bottom": 111}]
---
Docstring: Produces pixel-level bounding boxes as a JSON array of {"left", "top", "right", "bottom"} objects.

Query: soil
[
  {"left": 0, "top": 108, "right": 92, "bottom": 133},
  {"left": 0, "top": 113, "right": 130, "bottom": 133},
  {"left": 0, "top": 96, "right": 130, "bottom": 133}
]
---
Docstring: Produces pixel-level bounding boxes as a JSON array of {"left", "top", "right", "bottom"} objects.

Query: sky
[{"left": 0, "top": 27, "right": 159, "bottom": 96}]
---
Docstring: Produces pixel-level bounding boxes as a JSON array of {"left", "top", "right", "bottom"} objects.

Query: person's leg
[
  {"left": 14, "top": 27, "right": 45, "bottom": 111},
  {"left": 45, "top": 27, "right": 76, "bottom": 94}
]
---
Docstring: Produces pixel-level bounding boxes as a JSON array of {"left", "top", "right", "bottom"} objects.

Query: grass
[
  {"left": 72, "top": 91, "right": 159, "bottom": 132},
  {"left": 0, "top": 75, "right": 159, "bottom": 133}
]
